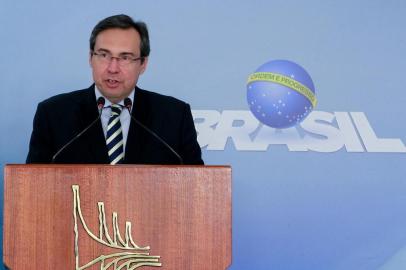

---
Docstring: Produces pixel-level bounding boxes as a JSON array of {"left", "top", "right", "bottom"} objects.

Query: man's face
[{"left": 90, "top": 28, "right": 148, "bottom": 103}]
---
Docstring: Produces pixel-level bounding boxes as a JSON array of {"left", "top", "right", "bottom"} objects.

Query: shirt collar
[{"left": 94, "top": 85, "right": 135, "bottom": 110}]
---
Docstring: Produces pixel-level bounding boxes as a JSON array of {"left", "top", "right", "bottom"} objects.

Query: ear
[
  {"left": 89, "top": 51, "right": 93, "bottom": 67},
  {"left": 140, "top": 57, "right": 149, "bottom": 74}
]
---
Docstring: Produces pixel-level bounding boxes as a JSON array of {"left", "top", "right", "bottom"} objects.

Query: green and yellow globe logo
[{"left": 247, "top": 60, "right": 317, "bottom": 128}]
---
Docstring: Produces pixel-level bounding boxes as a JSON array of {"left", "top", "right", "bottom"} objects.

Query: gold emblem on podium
[{"left": 72, "top": 185, "right": 162, "bottom": 269}]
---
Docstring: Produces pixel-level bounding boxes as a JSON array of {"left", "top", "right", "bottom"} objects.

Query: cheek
[
  {"left": 92, "top": 66, "right": 105, "bottom": 80},
  {"left": 123, "top": 70, "right": 138, "bottom": 82}
]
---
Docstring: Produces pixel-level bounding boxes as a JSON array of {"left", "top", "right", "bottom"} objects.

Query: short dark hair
[{"left": 90, "top": 14, "right": 150, "bottom": 58}]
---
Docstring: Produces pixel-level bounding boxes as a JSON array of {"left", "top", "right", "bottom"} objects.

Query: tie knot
[{"left": 111, "top": 104, "right": 122, "bottom": 116}]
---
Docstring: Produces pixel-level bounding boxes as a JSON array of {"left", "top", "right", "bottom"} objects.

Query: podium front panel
[{"left": 3, "top": 165, "right": 231, "bottom": 270}]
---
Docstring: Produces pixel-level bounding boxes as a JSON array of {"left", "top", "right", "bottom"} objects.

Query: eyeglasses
[{"left": 91, "top": 51, "right": 144, "bottom": 67}]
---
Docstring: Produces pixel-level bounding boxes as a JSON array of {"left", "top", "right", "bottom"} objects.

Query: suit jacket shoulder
[
  {"left": 26, "top": 86, "right": 107, "bottom": 163},
  {"left": 127, "top": 87, "right": 204, "bottom": 165},
  {"left": 39, "top": 88, "right": 93, "bottom": 107},
  {"left": 136, "top": 88, "right": 189, "bottom": 110}
]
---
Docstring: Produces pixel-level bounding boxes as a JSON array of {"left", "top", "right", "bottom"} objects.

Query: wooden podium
[{"left": 3, "top": 165, "right": 231, "bottom": 269}]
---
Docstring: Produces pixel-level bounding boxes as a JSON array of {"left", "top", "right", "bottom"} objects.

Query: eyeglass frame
[{"left": 91, "top": 51, "right": 144, "bottom": 67}]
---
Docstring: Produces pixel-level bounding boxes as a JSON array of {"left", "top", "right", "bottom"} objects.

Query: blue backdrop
[{"left": 1, "top": 1, "right": 406, "bottom": 269}]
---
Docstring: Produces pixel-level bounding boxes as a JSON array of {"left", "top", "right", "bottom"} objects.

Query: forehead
[{"left": 94, "top": 28, "right": 141, "bottom": 54}]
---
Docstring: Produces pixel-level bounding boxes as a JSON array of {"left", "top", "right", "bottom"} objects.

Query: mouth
[{"left": 105, "top": 79, "right": 120, "bottom": 88}]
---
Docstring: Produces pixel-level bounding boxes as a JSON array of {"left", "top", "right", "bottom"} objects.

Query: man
[{"left": 26, "top": 14, "right": 203, "bottom": 165}]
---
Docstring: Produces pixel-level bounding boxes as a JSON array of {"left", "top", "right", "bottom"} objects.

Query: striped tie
[{"left": 106, "top": 104, "right": 124, "bottom": 164}]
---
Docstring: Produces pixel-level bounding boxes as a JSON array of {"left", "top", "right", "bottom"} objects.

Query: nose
[{"left": 107, "top": 57, "right": 120, "bottom": 73}]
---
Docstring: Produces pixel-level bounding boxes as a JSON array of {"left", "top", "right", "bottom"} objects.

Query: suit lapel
[
  {"left": 125, "top": 87, "right": 149, "bottom": 163},
  {"left": 78, "top": 85, "right": 110, "bottom": 163}
]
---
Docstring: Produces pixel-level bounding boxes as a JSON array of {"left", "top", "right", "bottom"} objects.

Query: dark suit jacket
[{"left": 26, "top": 85, "right": 203, "bottom": 165}]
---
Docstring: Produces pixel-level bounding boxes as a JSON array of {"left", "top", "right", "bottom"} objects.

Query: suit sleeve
[
  {"left": 179, "top": 103, "right": 204, "bottom": 165},
  {"left": 26, "top": 102, "right": 54, "bottom": 163}
]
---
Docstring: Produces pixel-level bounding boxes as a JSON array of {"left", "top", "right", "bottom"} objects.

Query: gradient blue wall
[{"left": 1, "top": 1, "right": 406, "bottom": 269}]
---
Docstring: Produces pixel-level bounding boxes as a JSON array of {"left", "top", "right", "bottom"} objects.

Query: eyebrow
[
  {"left": 95, "top": 48, "right": 111, "bottom": 53},
  {"left": 95, "top": 48, "right": 137, "bottom": 57}
]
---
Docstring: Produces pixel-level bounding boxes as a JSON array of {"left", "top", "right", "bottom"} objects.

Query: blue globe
[{"left": 247, "top": 60, "right": 316, "bottom": 128}]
